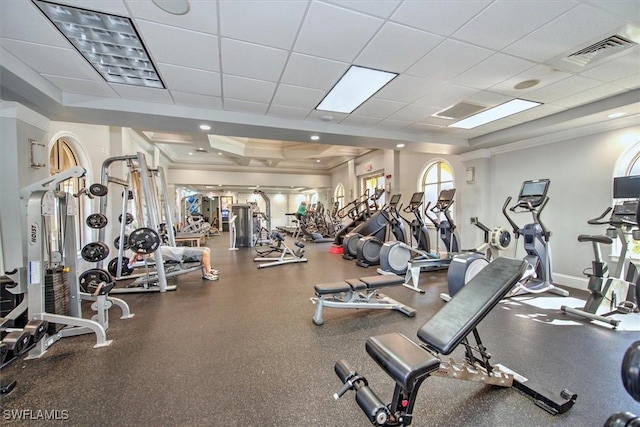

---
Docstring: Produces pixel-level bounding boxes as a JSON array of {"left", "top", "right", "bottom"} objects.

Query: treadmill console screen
[
  {"left": 517, "top": 179, "right": 550, "bottom": 207},
  {"left": 613, "top": 175, "right": 640, "bottom": 199},
  {"left": 409, "top": 192, "right": 423, "bottom": 207},
  {"left": 389, "top": 194, "right": 401, "bottom": 206},
  {"left": 438, "top": 189, "right": 456, "bottom": 202}
]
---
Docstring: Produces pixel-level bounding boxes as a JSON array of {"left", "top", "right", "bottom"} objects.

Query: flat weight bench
[
  {"left": 311, "top": 275, "right": 416, "bottom": 325},
  {"left": 334, "top": 257, "right": 577, "bottom": 426}
]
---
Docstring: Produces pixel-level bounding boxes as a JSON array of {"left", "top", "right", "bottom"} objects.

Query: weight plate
[
  {"left": 122, "top": 190, "right": 134, "bottom": 200},
  {"left": 107, "top": 257, "right": 133, "bottom": 277},
  {"left": 81, "top": 242, "right": 110, "bottom": 262},
  {"left": 78, "top": 268, "right": 113, "bottom": 294},
  {"left": 622, "top": 340, "right": 640, "bottom": 402},
  {"left": 119, "top": 212, "right": 134, "bottom": 224},
  {"left": 114, "top": 234, "right": 130, "bottom": 250},
  {"left": 86, "top": 213, "right": 108, "bottom": 229},
  {"left": 129, "top": 227, "right": 161, "bottom": 254},
  {"left": 89, "top": 183, "right": 108, "bottom": 197}
]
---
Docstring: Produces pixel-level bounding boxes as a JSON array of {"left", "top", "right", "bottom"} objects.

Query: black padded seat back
[
  {"left": 417, "top": 257, "right": 527, "bottom": 355},
  {"left": 359, "top": 275, "right": 404, "bottom": 288}
]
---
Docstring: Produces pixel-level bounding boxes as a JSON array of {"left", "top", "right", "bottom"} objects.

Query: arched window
[
  {"left": 334, "top": 184, "right": 345, "bottom": 209},
  {"left": 420, "top": 160, "right": 454, "bottom": 207},
  {"left": 49, "top": 138, "right": 85, "bottom": 248},
  {"left": 627, "top": 152, "right": 640, "bottom": 175}
]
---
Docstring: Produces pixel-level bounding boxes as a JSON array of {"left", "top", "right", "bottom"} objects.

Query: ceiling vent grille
[
  {"left": 564, "top": 35, "right": 636, "bottom": 67},
  {"left": 432, "top": 102, "right": 486, "bottom": 120}
]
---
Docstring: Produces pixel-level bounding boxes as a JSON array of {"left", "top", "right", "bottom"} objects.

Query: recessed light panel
[
  {"left": 33, "top": 0, "right": 164, "bottom": 89},
  {"left": 316, "top": 65, "right": 397, "bottom": 114},
  {"left": 449, "top": 99, "right": 541, "bottom": 129}
]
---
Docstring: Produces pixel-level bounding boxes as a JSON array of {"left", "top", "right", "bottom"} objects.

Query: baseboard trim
[{"left": 554, "top": 273, "right": 588, "bottom": 291}]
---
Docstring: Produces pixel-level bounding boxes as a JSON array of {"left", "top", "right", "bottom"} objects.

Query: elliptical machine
[
  {"left": 424, "top": 189, "right": 459, "bottom": 255},
  {"left": 503, "top": 179, "right": 568, "bottom": 297},
  {"left": 354, "top": 194, "right": 405, "bottom": 268},
  {"left": 561, "top": 177, "right": 640, "bottom": 328}
]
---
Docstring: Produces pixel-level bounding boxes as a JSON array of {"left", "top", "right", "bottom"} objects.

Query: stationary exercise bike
[
  {"left": 561, "top": 193, "right": 640, "bottom": 327},
  {"left": 502, "top": 179, "right": 568, "bottom": 297}
]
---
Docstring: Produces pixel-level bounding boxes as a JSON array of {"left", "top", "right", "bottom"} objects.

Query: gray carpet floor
[{"left": 2, "top": 234, "right": 638, "bottom": 426}]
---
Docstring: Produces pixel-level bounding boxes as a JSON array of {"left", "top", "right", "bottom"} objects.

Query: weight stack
[{"left": 44, "top": 268, "right": 71, "bottom": 335}]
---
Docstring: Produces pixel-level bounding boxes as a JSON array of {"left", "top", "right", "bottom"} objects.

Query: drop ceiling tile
[
  {"left": 611, "top": 73, "right": 640, "bottom": 90},
  {"left": 127, "top": 0, "right": 218, "bottom": 34},
  {"left": 419, "top": 115, "right": 455, "bottom": 128},
  {"left": 526, "top": 75, "right": 602, "bottom": 103},
  {"left": 579, "top": 50, "right": 640, "bottom": 83},
  {"left": 281, "top": 53, "right": 349, "bottom": 90},
  {"left": 1, "top": 1, "right": 69, "bottom": 47},
  {"left": 552, "top": 83, "right": 628, "bottom": 108},
  {"left": 504, "top": 3, "right": 624, "bottom": 63},
  {"left": 489, "top": 65, "right": 572, "bottom": 97},
  {"left": 340, "top": 115, "right": 381, "bottom": 126},
  {"left": 375, "top": 75, "right": 443, "bottom": 103},
  {"left": 326, "top": 0, "right": 402, "bottom": 19},
  {"left": 406, "top": 39, "right": 493, "bottom": 81},
  {"left": 386, "top": 104, "right": 431, "bottom": 122},
  {"left": 267, "top": 105, "right": 311, "bottom": 120},
  {"left": 170, "top": 91, "right": 223, "bottom": 109},
  {"left": 136, "top": 20, "right": 219, "bottom": 71},
  {"left": 405, "top": 123, "right": 443, "bottom": 133},
  {"left": 412, "top": 84, "right": 480, "bottom": 109},
  {"left": 391, "top": 0, "right": 492, "bottom": 36},
  {"left": 464, "top": 91, "right": 511, "bottom": 107},
  {"left": 42, "top": 75, "right": 118, "bottom": 97},
  {"left": 587, "top": 0, "right": 640, "bottom": 25},
  {"left": 453, "top": 1, "right": 576, "bottom": 51},
  {"left": 224, "top": 99, "right": 269, "bottom": 115},
  {"left": 375, "top": 119, "right": 411, "bottom": 130},
  {"left": 221, "top": 39, "right": 288, "bottom": 82},
  {"left": 110, "top": 84, "right": 174, "bottom": 103},
  {"left": 294, "top": 1, "right": 384, "bottom": 62},
  {"left": 272, "top": 84, "right": 325, "bottom": 110},
  {"left": 157, "top": 63, "right": 221, "bottom": 96},
  {"left": 352, "top": 98, "right": 405, "bottom": 118},
  {"left": 223, "top": 75, "right": 276, "bottom": 103},
  {"left": 356, "top": 22, "right": 443, "bottom": 73},
  {"left": 219, "top": 0, "right": 306, "bottom": 49},
  {"left": 1, "top": 39, "right": 99, "bottom": 80},
  {"left": 451, "top": 53, "right": 536, "bottom": 90}
]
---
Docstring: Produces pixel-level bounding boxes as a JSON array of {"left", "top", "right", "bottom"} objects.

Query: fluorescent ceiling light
[
  {"left": 316, "top": 65, "right": 397, "bottom": 114},
  {"left": 449, "top": 99, "right": 541, "bottom": 129},
  {"left": 33, "top": 0, "right": 164, "bottom": 89}
]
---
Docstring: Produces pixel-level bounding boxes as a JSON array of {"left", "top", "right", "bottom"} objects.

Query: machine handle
[
  {"left": 587, "top": 207, "right": 613, "bottom": 225},
  {"left": 502, "top": 196, "right": 520, "bottom": 235}
]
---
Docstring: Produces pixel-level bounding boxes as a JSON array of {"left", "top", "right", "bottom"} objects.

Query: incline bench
[
  {"left": 334, "top": 257, "right": 577, "bottom": 426},
  {"left": 311, "top": 275, "right": 416, "bottom": 325}
]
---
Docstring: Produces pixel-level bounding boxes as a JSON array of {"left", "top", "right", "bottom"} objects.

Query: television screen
[
  {"left": 613, "top": 175, "right": 640, "bottom": 199},
  {"left": 519, "top": 179, "right": 549, "bottom": 198}
]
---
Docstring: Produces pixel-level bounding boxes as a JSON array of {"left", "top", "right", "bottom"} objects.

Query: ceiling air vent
[
  {"left": 563, "top": 35, "right": 636, "bottom": 67},
  {"left": 432, "top": 102, "right": 486, "bottom": 120}
]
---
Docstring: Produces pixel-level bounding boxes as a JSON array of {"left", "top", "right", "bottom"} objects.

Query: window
[
  {"left": 334, "top": 184, "right": 345, "bottom": 209},
  {"left": 363, "top": 174, "right": 385, "bottom": 206},
  {"left": 49, "top": 138, "right": 85, "bottom": 250},
  {"left": 421, "top": 160, "right": 454, "bottom": 210}
]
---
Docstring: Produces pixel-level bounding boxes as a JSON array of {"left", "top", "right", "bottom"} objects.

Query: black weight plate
[
  {"left": 78, "top": 268, "right": 113, "bottom": 294},
  {"left": 129, "top": 227, "right": 161, "bottom": 254},
  {"left": 86, "top": 213, "right": 108, "bottom": 229},
  {"left": 81, "top": 242, "right": 110, "bottom": 262},
  {"left": 622, "top": 340, "right": 640, "bottom": 402},
  {"left": 89, "top": 183, "right": 108, "bottom": 197},
  {"left": 107, "top": 257, "right": 133, "bottom": 277},
  {"left": 119, "top": 213, "right": 134, "bottom": 224},
  {"left": 122, "top": 190, "right": 134, "bottom": 200},
  {"left": 114, "top": 234, "right": 130, "bottom": 250}
]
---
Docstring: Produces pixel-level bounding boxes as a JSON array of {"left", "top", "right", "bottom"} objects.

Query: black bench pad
[
  {"left": 315, "top": 282, "right": 352, "bottom": 295},
  {"left": 418, "top": 257, "right": 527, "bottom": 355},
  {"left": 366, "top": 333, "right": 440, "bottom": 393},
  {"left": 358, "top": 275, "right": 404, "bottom": 288},
  {"left": 345, "top": 278, "right": 367, "bottom": 291}
]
